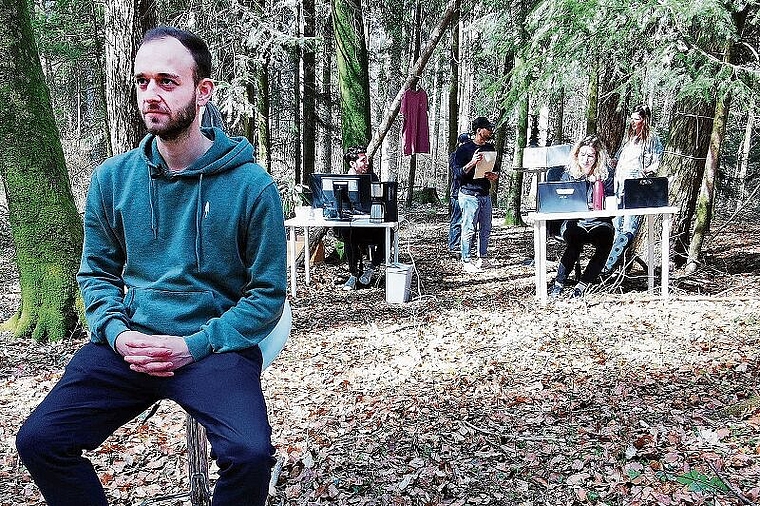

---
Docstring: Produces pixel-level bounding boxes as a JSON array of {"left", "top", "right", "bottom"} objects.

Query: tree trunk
[
  {"left": 446, "top": 0, "right": 460, "bottom": 211},
  {"left": 686, "top": 32, "right": 739, "bottom": 273},
  {"left": 0, "top": 0, "right": 84, "bottom": 342},
  {"left": 504, "top": 91, "right": 527, "bottom": 226},
  {"left": 490, "top": 54, "right": 514, "bottom": 208},
  {"left": 104, "top": 0, "right": 155, "bottom": 154},
  {"left": 293, "top": 2, "right": 303, "bottom": 184},
  {"left": 302, "top": 0, "right": 316, "bottom": 183},
  {"left": 549, "top": 86, "right": 564, "bottom": 145},
  {"left": 585, "top": 63, "right": 599, "bottom": 136},
  {"left": 660, "top": 98, "right": 715, "bottom": 267},
  {"left": 332, "top": 0, "right": 372, "bottom": 151},
  {"left": 596, "top": 65, "right": 626, "bottom": 154},
  {"left": 319, "top": 11, "right": 334, "bottom": 173},
  {"left": 686, "top": 91, "right": 730, "bottom": 272},
  {"left": 735, "top": 103, "right": 753, "bottom": 209}
]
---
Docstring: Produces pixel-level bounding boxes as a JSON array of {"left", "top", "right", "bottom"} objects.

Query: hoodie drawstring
[
  {"left": 148, "top": 167, "right": 158, "bottom": 239},
  {"left": 195, "top": 174, "right": 204, "bottom": 270}
]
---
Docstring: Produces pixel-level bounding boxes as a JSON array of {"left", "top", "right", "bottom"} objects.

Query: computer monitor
[{"left": 310, "top": 173, "right": 372, "bottom": 219}]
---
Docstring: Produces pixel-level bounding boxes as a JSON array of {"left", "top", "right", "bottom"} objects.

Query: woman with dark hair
[
  {"left": 550, "top": 135, "right": 615, "bottom": 298},
  {"left": 609, "top": 104, "right": 664, "bottom": 236}
]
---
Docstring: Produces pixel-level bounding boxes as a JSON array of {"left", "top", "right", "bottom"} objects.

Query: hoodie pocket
[{"left": 126, "top": 287, "right": 221, "bottom": 336}]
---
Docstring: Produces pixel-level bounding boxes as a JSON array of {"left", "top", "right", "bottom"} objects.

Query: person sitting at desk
[
  {"left": 338, "top": 145, "right": 385, "bottom": 291},
  {"left": 550, "top": 135, "right": 615, "bottom": 299}
]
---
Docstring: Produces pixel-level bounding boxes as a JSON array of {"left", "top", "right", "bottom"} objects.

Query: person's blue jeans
[
  {"left": 459, "top": 192, "right": 492, "bottom": 262},
  {"left": 613, "top": 214, "right": 642, "bottom": 238},
  {"left": 16, "top": 342, "right": 275, "bottom": 506},
  {"left": 448, "top": 197, "right": 463, "bottom": 251}
]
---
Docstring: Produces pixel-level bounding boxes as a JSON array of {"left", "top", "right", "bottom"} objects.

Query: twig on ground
[{"left": 707, "top": 459, "right": 757, "bottom": 506}]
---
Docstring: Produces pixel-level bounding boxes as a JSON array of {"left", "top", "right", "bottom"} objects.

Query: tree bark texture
[
  {"left": 302, "top": 0, "right": 317, "bottom": 183},
  {"left": 104, "top": 0, "right": 155, "bottom": 154},
  {"left": 446, "top": 0, "right": 460, "bottom": 209},
  {"left": 332, "top": 0, "right": 372, "bottom": 151},
  {"left": 660, "top": 98, "right": 715, "bottom": 267},
  {"left": 0, "top": 0, "right": 84, "bottom": 341},
  {"left": 186, "top": 415, "right": 211, "bottom": 506},
  {"left": 585, "top": 64, "right": 599, "bottom": 136},
  {"left": 687, "top": 88, "right": 731, "bottom": 271},
  {"left": 596, "top": 65, "right": 627, "bottom": 155},
  {"left": 504, "top": 91, "right": 528, "bottom": 226}
]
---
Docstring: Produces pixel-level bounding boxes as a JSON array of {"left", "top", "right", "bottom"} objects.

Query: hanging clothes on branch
[{"left": 400, "top": 86, "right": 431, "bottom": 155}]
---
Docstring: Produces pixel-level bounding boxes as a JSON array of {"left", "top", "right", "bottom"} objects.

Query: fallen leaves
[{"left": 1, "top": 212, "right": 760, "bottom": 505}]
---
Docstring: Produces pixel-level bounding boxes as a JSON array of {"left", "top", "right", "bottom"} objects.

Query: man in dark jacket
[{"left": 454, "top": 117, "right": 499, "bottom": 273}]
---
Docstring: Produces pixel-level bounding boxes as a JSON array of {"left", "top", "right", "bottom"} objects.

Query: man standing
[
  {"left": 455, "top": 117, "right": 499, "bottom": 273},
  {"left": 16, "top": 27, "right": 286, "bottom": 506}
]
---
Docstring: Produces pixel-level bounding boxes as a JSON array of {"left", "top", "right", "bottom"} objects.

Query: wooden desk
[
  {"left": 527, "top": 206, "right": 679, "bottom": 303},
  {"left": 284, "top": 214, "right": 399, "bottom": 297}
]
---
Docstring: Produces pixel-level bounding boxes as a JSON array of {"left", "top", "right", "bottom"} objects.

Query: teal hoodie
[{"left": 77, "top": 128, "right": 286, "bottom": 361}]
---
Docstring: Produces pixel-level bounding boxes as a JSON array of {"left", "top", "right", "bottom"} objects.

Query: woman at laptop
[{"left": 549, "top": 135, "right": 615, "bottom": 298}]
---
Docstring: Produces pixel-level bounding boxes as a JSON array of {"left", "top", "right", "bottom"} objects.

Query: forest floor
[{"left": 1, "top": 208, "right": 760, "bottom": 506}]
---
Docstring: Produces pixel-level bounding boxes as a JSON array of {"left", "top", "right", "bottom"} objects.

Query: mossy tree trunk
[
  {"left": 332, "top": 0, "right": 372, "bottom": 152},
  {"left": 0, "top": 0, "right": 84, "bottom": 342},
  {"left": 504, "top": 91, "right": 527, "bottom": 226},
  {"left": 660, "top": 97, "right": 715, "bottom": 267}
]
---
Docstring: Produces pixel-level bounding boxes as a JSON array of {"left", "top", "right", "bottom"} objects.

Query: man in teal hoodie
[{"left": 16, "top": 27, "right": 286, "bottom": 506}]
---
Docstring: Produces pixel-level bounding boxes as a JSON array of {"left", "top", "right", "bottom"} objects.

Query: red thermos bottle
[{"left": 593, "top": 179, "right": 604, "bottom": 210}]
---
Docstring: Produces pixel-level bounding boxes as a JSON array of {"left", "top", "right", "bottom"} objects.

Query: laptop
[
  {"left": 622, "top": 177, "right": 668, "bottom": 209},
  {"left": 537, "top": 181, "right": 589, "bottom": 213}
]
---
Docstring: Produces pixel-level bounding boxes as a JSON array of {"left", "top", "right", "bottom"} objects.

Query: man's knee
[
  {"left": 217, "top": 439, "right": 275, "bottom": 473},
  {"left": 16, "top": 415, "right": 56, "bottom": 464}
]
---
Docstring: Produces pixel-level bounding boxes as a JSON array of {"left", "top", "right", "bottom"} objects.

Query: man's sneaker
[
  {"left": 571, "top": 282, "right": 588, "bottom": 298},
  {"left": 342, "top": 275, "right": 358, "bottom": 291},
  {"left": 462, "top": 261, "right": 482, "bottom": 274},
  {"left": 549, "top": 283, "right": 564, "bottom": 298},
  {"left": 476, "top": 257, "right": 493, "bottom": 269},
  {"left": 359, "top": 267, "right": 374, "bottom": 285}
]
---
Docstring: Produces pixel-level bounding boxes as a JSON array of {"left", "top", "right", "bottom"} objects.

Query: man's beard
[{"left": 143, "top": 99, "right": 197, "bottom": 141}]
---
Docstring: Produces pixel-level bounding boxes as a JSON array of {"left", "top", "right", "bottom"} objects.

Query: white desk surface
[
  {"left": 285, "top": 214, "right": 399, "bottom": 228},
  {"left": 528, "top": 206, "right": 679, "bottom": 221}
]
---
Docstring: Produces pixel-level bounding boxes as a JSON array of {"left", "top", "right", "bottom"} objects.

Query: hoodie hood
[{"left": 141, "top": 127, "right": 255, "bottom": 179}]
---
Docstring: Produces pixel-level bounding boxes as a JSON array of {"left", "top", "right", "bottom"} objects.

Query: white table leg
[
  {"left": 304, "top": 226, "right": 311, "bottom": 286},
  {"left": 535, "top": 220, "right": 548, "bottom": 303},
  {"left": 661, "top": 213, "right": 671, "bottom": 299},
  {"left": 647, "top": 215, "right": 655, "bottom": 293},
  {"left": 288, "top": 226, "right": 297, "bottom": 297}
]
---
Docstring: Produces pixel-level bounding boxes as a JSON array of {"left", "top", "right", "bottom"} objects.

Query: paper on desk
[{"left": 474, "top": 151, "right": 496, "bottom": 178}]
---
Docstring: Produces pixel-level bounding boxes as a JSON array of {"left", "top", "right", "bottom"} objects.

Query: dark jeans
[
  {"left": 447, "top": 197, "right": 462, "bottom": 251},
  {"left": 557, "top": 221, "right": 614, "bottom": 285},
  {"left": 16, "top": 343, "right": 275, "bottom": 506},
  {"left": 338, "top": 228, "right": 386, "bottom": 276}
]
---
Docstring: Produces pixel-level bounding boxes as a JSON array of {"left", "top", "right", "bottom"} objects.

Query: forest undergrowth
[{"left": 1, "top": 208, "right": 759, "bottom": 506}]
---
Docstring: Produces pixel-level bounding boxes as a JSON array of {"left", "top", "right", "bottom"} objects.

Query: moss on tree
[{"left": 0, "top": 1, "right": 84, "bottom": 341}]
